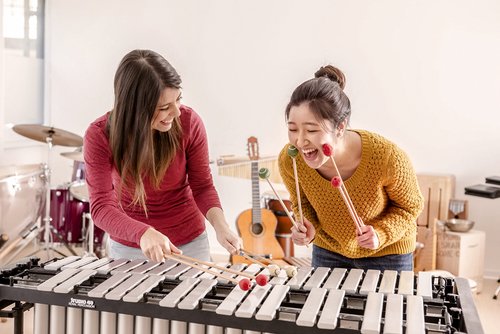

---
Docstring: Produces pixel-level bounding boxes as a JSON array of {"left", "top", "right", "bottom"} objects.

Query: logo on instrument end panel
[{"left": 68, "top": 297, "right": 96, "bottom": 309}]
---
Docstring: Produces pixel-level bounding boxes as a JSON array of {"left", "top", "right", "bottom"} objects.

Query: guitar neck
[{"left": 251, "top": 161, "right": 261, "bottom": 224}]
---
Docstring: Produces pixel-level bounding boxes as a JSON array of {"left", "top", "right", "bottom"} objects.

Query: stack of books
[{"left": 465, "top": 176, "right": 500, "bottom": 199}]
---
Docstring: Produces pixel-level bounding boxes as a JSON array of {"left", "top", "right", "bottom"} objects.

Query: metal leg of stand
[
  {"left": 13, "top": 302, "right": 24, "bottom": 334},
  {"left": 83, "top": 213, "right": 95, "bottom": 256},
  {"left": 494, "top": 278, "right": 500, "bottom": 300},
  {"left": 49, "top": 226, "right": 77, "bottom": 256}
]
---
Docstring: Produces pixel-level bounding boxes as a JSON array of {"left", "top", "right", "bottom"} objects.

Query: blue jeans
[
  {"left": 108, "top": 230, "right": 211, "bottom": 262},
  {"left": 312, "top": 245, "right": 413, "bottom": 272}
]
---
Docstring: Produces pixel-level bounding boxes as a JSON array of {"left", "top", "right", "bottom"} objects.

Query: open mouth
[{"left": 302, "top": 148, "right": 319, "bottom": 161}]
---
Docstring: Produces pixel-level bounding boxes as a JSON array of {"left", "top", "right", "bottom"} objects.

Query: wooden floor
[{"left": 0, "top": 243, "right": 498, "bottom": 334}]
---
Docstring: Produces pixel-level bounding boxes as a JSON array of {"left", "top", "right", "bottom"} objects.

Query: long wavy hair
[{"left": 109, "top": 49, "right": 182, "bottom": 213}]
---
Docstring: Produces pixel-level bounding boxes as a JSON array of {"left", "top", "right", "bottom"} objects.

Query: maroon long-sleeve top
[{"left": 83, "top": 105, "right": 221, "bottom": 248}]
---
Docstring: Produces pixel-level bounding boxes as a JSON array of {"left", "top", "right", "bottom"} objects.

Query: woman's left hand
[
  {"left": 356, "top": 224, "right": 380, "bottom": 249},
  {"left": 214, "top": 221, "right": 241, "bottom": 255}
]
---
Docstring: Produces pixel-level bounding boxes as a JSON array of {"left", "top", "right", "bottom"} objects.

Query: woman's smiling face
[{"left": 287, "top": 102, "right": 336, "bottom": 169}]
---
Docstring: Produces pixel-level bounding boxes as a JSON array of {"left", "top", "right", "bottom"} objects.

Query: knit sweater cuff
[{"left": 374, "top": 227, "right": 388, "bottom": 247}]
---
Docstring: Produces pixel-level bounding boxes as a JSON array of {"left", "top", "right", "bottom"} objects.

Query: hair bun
[{"left": 314, "top": 65, "right": 346, "bottom": 90}]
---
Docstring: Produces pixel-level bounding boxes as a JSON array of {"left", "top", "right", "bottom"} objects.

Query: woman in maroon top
[{"left": 84, "top": 49, "right": 240, "bottom": 262}]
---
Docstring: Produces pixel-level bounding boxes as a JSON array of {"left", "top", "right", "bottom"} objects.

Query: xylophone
[{"left": 0, "top": 256, "right": 484, "bottom": 334}]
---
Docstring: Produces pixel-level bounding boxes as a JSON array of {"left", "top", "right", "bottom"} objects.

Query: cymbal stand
[{"left": 28, "top": 134, "right": 77, "bottom": 259}]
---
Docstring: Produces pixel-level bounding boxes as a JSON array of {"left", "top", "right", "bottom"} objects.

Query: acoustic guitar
[{"left": 233, "top": 137, "right": 284, "bottom": 264}]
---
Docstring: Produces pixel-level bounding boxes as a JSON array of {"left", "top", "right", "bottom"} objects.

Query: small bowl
[{"left": 445, "top": 219, "right": 475, "bottom": 232}]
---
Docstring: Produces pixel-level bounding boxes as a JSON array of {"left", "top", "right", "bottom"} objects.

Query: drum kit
[{"left": 0, "top": 124, "right": 105, "bottom": 265}]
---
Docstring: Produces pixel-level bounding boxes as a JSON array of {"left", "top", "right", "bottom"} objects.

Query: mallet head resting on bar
[
  {"left": 238, "top": 278, "right": 251, "bottom": 291},
  {"left": 285, "top": 265, "right": 298, "bottom": 278},
  {"left": 255, "top": 274, "right": 269, "bottom": 286},
  {"left": 259, "top": 167, "right": 270, "bottom": 180},
  {"left": 287, "top": 145, "right": 299, "bottom": 158},
  {"left": 267, "top": 264, "right": 281, "bottom": 276}
]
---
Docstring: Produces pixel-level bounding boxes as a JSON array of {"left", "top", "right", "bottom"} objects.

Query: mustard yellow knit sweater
[{"left": 278, "top": 130, "right": 424, "bottom": 258}]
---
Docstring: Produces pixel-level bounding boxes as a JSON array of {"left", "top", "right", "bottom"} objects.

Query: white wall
[{"left": 4, "top": 0, "right": 500, "bottom": 276}]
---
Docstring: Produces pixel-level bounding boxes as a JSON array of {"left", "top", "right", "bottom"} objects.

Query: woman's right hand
[
  {"left": 291, "top": 218, "right": 316, "bottom": 246},
  {"left": 139, "top": 227, "right": 181, "bottom": 262}
]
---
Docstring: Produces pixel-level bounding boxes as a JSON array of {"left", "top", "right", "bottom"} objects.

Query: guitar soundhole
[{"left": 251, "top": 223, "right": 263, "bottom": 235}]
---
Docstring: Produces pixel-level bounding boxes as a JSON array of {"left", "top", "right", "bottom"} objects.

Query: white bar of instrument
[
  {"left": 180, "top": 264, "right": 208, "bottom": 280},
  {"left": 286, "top": 266, "right": 313, "bottom": 289},
  {"left": 159, "top": 277, "right": 200, "bottom": 308},
  {"left": 122, "top": 274, "right": 165, "bottom": 302},
  {"left": 216, "top": 285, "right": 251, "bottom": 315},
  {"left": 178, "top": 278, "right": 217, "bottom": 310},
  {"left": 79, "top": 257, "right": 112, "bottom": 270},
  {"left": 378, "top": 270, "right": 397, "bottom": 295},
  {"left": 44, "top": 256, "right": 81, "bottom": 271},
  {"left": 61, "top": 257, "right": 98, "bottom": 270},
  {"left": 296, "top": 287, "right": 327, "bottom": 327},
  {"left": 416, "top": 271, "right": 433, "bottom": 299},
  {"left": 359, "top": 269, "right": 381, "bottom": 295},
  {"left": 53, "top": 269, "right": 97, "bottom": 293},
  {"left": 129, "top": 261, "right": 161, "bottom": 274},
  {"left": 87, "top": 272, "right": 132, "bottom": 298},
  {"left": 397, "top": 270, "right": 414, "bottom": 296},
  {"left": 235, "top": 284, "right": 272, "bottom": 318},
  {"left": 110, "top": 259, "right": 146, "bottom": 274},
  {"left": 383, "top": 294, "right": 403, "bottom": 334},
  {"left": 217, "top": 263, "right": 261, "bottom": 284},
  {"left": 360, "top": 291, "right": 383, "bottom": 334},
  {"left": 105, "top": 273, "right": 148, "bottom": 300},
  {"left": 405, "top": 295, "right": 425, "bottom": 334},
  {"left": 198, "top": 263, "right": 229, "bottom": 284},
  {"left": 164, "top": 263, "right": 191, "bottom": 280},
  {"left": 317, "top": 289, "right": 345, "bottom": 329},
  {"left": 341, "top": 268, "right": 364, "bottom": 293},
  {"left": 255, "top": 284, "right": 290, "bottom": 321},
  {"left": 302, "top": 267, "right": 330, "bottom": 290},
  {"left": 37, "top": 268, "right": 80, "bottom": 291},
  {"left": 322, "top": 268, "right": 347, "bottom": 290},
  {"left": 147, "top": 259, "right": 178, "bottom": 275},
  {"left": 96, "top": 258, "right": 130, "bottom": 275}
]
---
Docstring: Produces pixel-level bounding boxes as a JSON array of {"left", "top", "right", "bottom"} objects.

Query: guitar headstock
[{"left": 247, "top": 136, "right": 260, "bottom": 161}]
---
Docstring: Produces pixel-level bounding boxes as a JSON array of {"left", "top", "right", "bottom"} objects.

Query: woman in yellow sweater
[{"left": 278, "top": 65, "right": 424, "bottom": 271}]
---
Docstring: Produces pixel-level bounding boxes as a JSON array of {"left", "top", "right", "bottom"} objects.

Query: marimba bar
[{"left": 0, "top": 256, "right": 484, "bottom": 334}]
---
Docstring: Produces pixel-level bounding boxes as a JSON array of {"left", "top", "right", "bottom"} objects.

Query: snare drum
[{"left": 0, "top": 164, "right": 46, "bottom": 239}]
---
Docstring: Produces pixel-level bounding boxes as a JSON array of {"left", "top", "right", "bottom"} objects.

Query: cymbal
[
  {"left": 60, "top": 150, "right": 84, "bottom": 162},
  {"left": 13, "top": 124, "right": 83, "bottom": 147}
]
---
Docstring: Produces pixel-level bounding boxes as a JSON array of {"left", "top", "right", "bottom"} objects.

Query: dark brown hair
[
  {"left": 285, "top": 65, "right": 351, "bottom": 130},
  {"left": 109, "top": 49, "right": 182, "bottom": 212}
]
